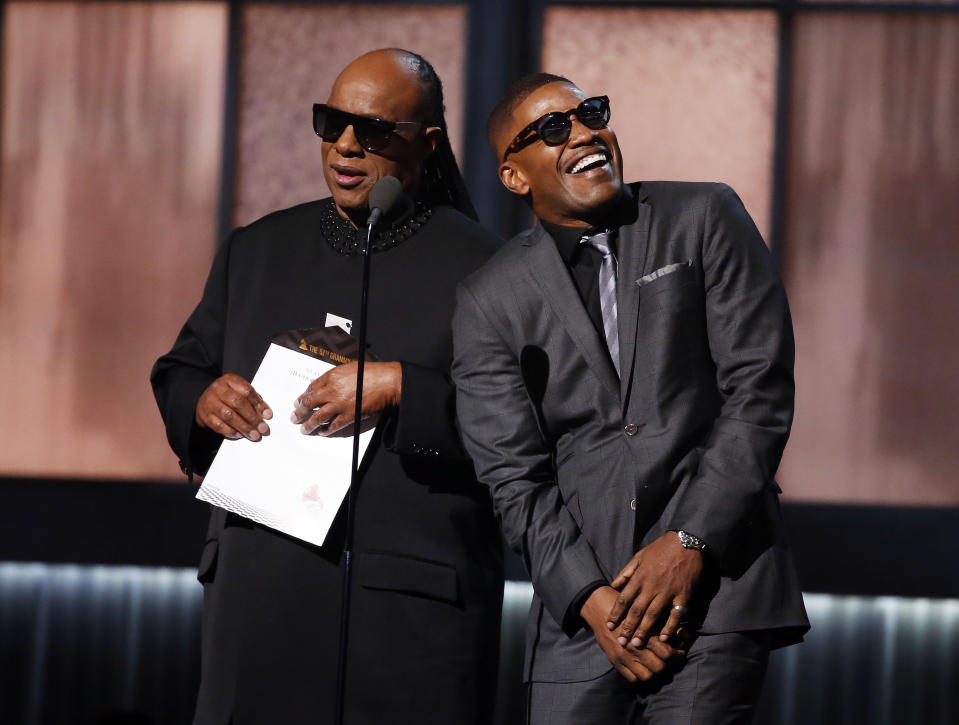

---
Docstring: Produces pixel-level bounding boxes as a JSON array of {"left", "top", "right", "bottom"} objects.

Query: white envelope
[{"left": 197, "top": 342, "right": 375, "bottom": 547}]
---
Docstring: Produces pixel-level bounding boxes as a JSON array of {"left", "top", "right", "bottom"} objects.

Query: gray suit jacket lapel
[
  {"left": 615, "top": 189, "right": 651, "bottom": 406},
  {"left": 523, "top": 227, "right": 620, "bottom": 397}
]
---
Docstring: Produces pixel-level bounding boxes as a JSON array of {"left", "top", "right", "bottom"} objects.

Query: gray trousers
[{"left": 528, "top": 631, "right": 771, "bottom": 725}]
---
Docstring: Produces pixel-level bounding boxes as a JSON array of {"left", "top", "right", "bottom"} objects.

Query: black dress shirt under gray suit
[{"left": 451, "top": 181, "right": 809, "bottom": 686}]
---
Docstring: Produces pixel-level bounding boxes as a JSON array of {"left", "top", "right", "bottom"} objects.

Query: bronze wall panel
[
  {"left": 779, "top": 14, "right": 959, "bottom": 504},
  {"left": 0, "top": 2, "right": 227, "bottom": 479},
  {"left": 542, "top": 8, "right": 778, "bottom": 239}
]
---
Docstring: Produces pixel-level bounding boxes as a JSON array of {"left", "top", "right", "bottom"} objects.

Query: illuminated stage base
[{"left": 2, "top": 563, "right": 957, "bottom": 725}]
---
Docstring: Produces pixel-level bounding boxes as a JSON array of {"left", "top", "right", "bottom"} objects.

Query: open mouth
[
  {"left": 567, "top": 151, "right": 610, "bottom": 175},
  {"left": 331, "top": 164, "right": 366, "bottom": 188}
]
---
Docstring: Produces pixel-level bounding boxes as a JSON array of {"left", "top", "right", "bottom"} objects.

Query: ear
[
  {"left": 498, "top": 161, "right": 530, "bottom": 197},
  {"left": 423, "top": 126, "right": 443, "bottom": 156}
]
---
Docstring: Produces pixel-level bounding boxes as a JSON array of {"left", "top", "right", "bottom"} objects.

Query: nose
[
  {"left": 333, "top": 124, "right": 364, "bottom": 156},
  {"left": 567, "top": 115, "right": 597, "bottom": 146}
]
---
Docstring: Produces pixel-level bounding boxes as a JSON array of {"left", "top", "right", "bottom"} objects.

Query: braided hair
[{"left": 392, "top": 49, "right": 478, "bottom": 221}]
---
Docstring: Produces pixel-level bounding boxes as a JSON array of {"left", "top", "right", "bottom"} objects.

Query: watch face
[{"left": 678, "top": 530, "right": 706, "bottom": 551}]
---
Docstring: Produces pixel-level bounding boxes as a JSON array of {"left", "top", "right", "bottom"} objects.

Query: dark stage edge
[{"left": 2, "top": 476, "right": 957, "bottom": 599}]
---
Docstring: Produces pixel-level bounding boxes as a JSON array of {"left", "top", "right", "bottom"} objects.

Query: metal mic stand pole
[{"left": 333, "top": 216, "right": 375, "bottom": 725}]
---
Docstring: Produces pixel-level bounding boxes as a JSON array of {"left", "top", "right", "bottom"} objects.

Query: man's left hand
[
  {"left": 605, "top": 532, "right": 703, "bottom": 649},
  {"left": 291, "top": 361, "right": 402, "bottom": 435}
]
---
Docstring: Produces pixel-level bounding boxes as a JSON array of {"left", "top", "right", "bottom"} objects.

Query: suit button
[
  {"left": 630, "top": 499, "right": 637, "bottom": 511},
  {"left": 624, "top": 423, "right": 638, "bottom": 436}
]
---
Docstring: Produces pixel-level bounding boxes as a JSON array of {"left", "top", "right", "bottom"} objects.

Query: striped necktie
[{"left": 581, "top": 230, "right": 620, "bottom": 377}]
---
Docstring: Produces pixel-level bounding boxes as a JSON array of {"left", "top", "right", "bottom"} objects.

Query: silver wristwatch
[{"left": 676, "top": 530, "right": 707, "bottom": 552}]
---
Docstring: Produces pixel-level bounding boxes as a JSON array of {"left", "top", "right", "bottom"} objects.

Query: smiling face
[
  {"left": 322, "top": 50, "right": 440, "bottom": 225},
  {"left": 495, "top": 82, "right": 625, "bottom": 227}
]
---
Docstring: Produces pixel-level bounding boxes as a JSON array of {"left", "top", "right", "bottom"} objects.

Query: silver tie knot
[{"left": 581, "top": 230, "right": 614, "bottom": 259}]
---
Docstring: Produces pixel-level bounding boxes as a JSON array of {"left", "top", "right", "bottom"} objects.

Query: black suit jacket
[
  {"left": 452, "top": 182, "right": 808, "bottom": 684},
  {"left": 151, "top": 201, "right": 504, "bottom": 724}
]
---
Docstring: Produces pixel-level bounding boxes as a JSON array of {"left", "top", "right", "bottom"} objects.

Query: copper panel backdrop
[
  {"left": 0, "top": 2, "right": 227, "bottom": 479},
  {"left": 233, "top": 3, "right": 467, "bottom": 227},
  {"left": 542, "top": 8, "right": 777, "bottom": 240},
  {"left": 778, "top": 14, "right": 959, "bottom": 505}
]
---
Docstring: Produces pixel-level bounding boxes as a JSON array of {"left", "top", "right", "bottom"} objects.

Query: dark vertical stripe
[
  {"left": 216, "top": 0, "right": 243, "bottom": 247},
  {"left": 768, "top": 0, "right": 794, "bottom": 267},
  {"left": 463, "top": 0, "right": 544, "bottom": 240}
]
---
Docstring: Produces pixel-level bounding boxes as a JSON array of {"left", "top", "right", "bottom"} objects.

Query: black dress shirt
[{"left": 540, "top": 220, "right": 608, "bottom": 341}]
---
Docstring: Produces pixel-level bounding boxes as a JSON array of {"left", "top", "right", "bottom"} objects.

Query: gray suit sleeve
[
  {"left": 666, "top": 184, "right": 795, "bottom": 557},
  {"left": 452, "top": 281, "right": 606, "bottom": 631}
]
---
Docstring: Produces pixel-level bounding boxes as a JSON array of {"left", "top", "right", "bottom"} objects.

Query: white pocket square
[{"left": 635, "top": 260, "right": 694, "bottom": 287}]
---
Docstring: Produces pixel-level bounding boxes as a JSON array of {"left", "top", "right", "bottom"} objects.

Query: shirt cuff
[{"left": 563, "top": 579, "right": 607, "bottom": 635}]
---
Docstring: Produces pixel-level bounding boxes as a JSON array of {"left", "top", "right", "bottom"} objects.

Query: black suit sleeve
[
  {"left": 150, "top": 231, "right": 236, "bottom": 478},
  {"left": 381, "top": 361, "right": 471, "bottom": 463},
  {"left": 666, "top": 184, "right": 795, "bottom": 557}
]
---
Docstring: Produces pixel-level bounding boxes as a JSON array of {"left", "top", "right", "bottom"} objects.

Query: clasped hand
[
  {"left": 606, "top": 532, "right": 703, "bottom": 649},
  {"left": 581, "top": 585, "right": 688, "bottom": 683},
  {"left": 580, "top": 532, "right": 702, "bottom": 683},
  {"left": 195, "top": 362, "right": 402, "bottom": 440}
]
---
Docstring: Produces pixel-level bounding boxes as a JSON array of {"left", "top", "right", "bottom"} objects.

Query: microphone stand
[{"left": 333, "top": 210, "right": 377, "bottom": 725}]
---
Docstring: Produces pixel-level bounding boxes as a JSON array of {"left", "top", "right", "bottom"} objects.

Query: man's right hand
[
  {"left": 580, "top": 585, "right": 686, "bottom": 683},
  {"left": 195, "top": 374, "right": 273, "bottom": 442}
]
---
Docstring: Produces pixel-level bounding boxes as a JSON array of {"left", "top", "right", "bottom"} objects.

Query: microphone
[
  {"left": 367, "top": 176, "right": 404, "bottom": 229},
  {"left": 335, "top": 174, "right": 404, "bottom": 725}
]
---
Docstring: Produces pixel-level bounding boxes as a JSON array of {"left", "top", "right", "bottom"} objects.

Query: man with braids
[{"left": 151, "top": 49, "right": 503, "bottom": 724}]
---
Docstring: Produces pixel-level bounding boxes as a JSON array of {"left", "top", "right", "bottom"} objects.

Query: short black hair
[
  {"left": 388, "top": 48, "right": 478, "bottom": 220},
  {"left": 487, "top": 72, "right": 574, "bottom": 157}
]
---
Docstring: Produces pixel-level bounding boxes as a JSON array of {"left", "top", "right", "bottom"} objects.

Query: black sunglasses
[
  {"left": 312, "top": 103, "right": 422, "bottom": 153},
  {"left": 503, "top": 95, "right": 611, "bottom": 161}
]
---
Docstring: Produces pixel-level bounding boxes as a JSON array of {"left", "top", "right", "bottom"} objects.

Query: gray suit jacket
[{"left": 452, "top": 182, "right": 808, "bottom": 683}]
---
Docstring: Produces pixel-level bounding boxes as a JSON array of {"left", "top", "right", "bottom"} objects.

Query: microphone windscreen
[{"left": 369, "top": 176, "right": 404, "bottom": 216}]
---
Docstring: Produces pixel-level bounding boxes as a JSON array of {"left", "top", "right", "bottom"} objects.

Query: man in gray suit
[{"left": 451, "top": 73, "right": 809, "bottom": 723}]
